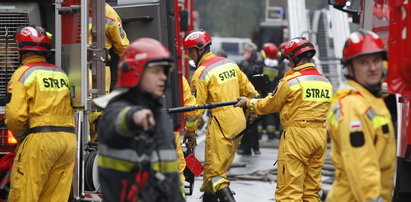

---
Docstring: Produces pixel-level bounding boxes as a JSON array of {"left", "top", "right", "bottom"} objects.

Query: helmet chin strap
[
  {"left": 290, "top": 58, "right": 301, "bottom": 69},
  {"left": 195, "top": 48, "right": 206, "bottom": 67}
]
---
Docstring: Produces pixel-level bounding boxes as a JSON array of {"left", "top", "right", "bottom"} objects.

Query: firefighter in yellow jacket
[
  {"left": 174, "top": 76, "right": 198, "bottom": 184},
  {"left": 6, "top": 26, "right": 76, "bottom": 202},
  {"left": 236, "top": 37, "right": 332, "bottom": 201},
  {"left": 88, "top": 3, "right": 130, "bottom": 141},
  {"left": 88, "top": 2, "right": 130, "bottom": 94},
  {"left": 183, "top": 30, "right": 258, "bottom": 202},
  {"left": 326, "top": 30, "right": 396, "bottom": 202}
]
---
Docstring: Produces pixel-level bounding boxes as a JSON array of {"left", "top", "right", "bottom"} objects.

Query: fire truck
[
  {"left": 0, "top": 0, "right": 195, "bottom": 201},
  {"left": 329, "top": 0, "right": 411, "bottom": 201}
]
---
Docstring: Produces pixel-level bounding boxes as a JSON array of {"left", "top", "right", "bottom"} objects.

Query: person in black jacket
[
  {"left": 238, "top": 42, "right": 264, "bottom": 78},
  {"left": 93, "top": 38, "right": 184, "bottom": 202},
  {"left": 237, "top": 42, "right": 264, "bottom": 155}
]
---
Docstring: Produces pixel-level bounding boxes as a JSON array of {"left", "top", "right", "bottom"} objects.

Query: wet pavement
[{"left": 185, "top": 132, "right": 334, "bottom": 202}]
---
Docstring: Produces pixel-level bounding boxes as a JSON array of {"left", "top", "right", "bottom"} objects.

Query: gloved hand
[
  {"left": 245, "top": 109, "right": 258, "bottom": 123},
  {"left": 183, "top": 131, "right": 197, "bottom": 152},
  {"left": 89, "top": 111, "right": 103, "bottom": 142}
]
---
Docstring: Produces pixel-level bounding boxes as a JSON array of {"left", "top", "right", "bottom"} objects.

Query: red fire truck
[
  {"left": 0, "top": 0, "right": 195, "bottom": 201},
  {"left": 329, "top": 0, "right": 411, "bottom": 200}
]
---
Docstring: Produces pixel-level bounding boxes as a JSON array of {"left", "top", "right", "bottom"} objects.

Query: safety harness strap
[
  {"left": 15, "top": 126, "right": 75, "bottom": 142},
  {"left": 27, "top": 126, "right": 75, "bottom": 134}
]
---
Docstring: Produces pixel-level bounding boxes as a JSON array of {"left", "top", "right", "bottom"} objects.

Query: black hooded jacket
[{"left": 97, "top": 89, "right": 184, "bottom": 202}]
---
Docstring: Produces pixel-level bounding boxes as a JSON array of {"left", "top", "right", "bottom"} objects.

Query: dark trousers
[
  {"left": 239, "top": 123, "right": 259, "bottom": 151},
  {"left": 259, "top": 113, "right": 281, "bottom": 139}
]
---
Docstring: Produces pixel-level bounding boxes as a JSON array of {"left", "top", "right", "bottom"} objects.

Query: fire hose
[
  {"left": 167, "top": 100, "right": 265, "bottom": 141},
  {"left": 166, "top": 100, "right": 239, "bottom": 114}
]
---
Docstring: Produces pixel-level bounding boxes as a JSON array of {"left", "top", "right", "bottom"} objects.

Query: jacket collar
[
  {"left": 283, "top": 62, "right": 316, "bottom": 77},
  {"left": 347, "top": 80, "right": 377, "bottom": 99},
  {"left": 292, "top": 62, "right": 315, "bottom": 71},
  {"left": 21, "top": 55, "right": 47, "bottom": 65},
  {"left": 345, "top": 80, "right": 388, "bottom": 114},
  {"left": 198, "top": 52, "right": 215, "bottom": 66},
  {"left": 125, "top": 88, "right": 162, "bottom": 109}
]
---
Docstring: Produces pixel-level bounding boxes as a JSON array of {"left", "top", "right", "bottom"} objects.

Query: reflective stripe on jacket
[
  {"left": 97, "top": 91, "right": 180, "bottom": 176},
  {"left": 248, "top": 63, "right": 332, "bottom": 128},
  {"left": 182, "top": 76, "right": 198, "bottom": 131}
]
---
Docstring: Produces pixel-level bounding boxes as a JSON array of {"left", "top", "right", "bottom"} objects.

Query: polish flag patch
[{"left": 350, "top": 120, "right": 362, "bottom": 130}]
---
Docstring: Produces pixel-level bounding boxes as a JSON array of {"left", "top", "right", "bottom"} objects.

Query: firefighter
[
  {"left": 174, "top": 76, "right": 198, "bottom": 185},
  {"left": 259, "top": 42, "right": 284, "bottom": 140},
  {"left": 88, "top": 2, "right": 130, "bottom": 141},
  {"left": 326, "top": 30, "right": 396, "bottom": 202},
  {"left": 236, "top": 37, "right": 333, "bottom": 201},
  {"left": 6, "top": 26, "right": 76, "bottom": 202},
  {"left": 183, "top": 30, "right": 258, "bottom": 202},
  {"left": 88, "top": 2, "right": 130, "bottom": 94},
  {"left": 93, "top": 38, "right": 184, "bottom": 202},
  {"left": 261, "top": 42, "right": 284, "bottom": 91}
]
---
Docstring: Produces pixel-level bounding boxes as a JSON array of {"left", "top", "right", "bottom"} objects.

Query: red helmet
[
  {"left": 262, "top": 43, "right": 279, "bottom": 60},
  {"left": 283, "top": 37, "right": 316, "bottom": 60},
  {"left": 279, "top": 41, "right": 288, "bottom": 53},
  {"left": 342, "top": 30, "right": 386, "bottom": 64},
  {"left": 15, "top": 25, "right": 51, "bottom": 52},
  {"left": 183, "top": 30, "right": 212, "bottom": 49},
  {"left": 116, "top": 38, "right": 173, "bottom": 88}
]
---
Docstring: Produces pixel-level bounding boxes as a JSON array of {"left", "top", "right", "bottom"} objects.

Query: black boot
[
  {"left": 253, "top": 148, "right": 261, "bottom": 155},
  {"left": 202, "top": 193, "right": 218, "bottom": 202},
  {"left": 216, "top": 187, "right": 236, "bottom": 202},
  {"left": 236, "top": 148, "right": 252, "bottom": 155}
]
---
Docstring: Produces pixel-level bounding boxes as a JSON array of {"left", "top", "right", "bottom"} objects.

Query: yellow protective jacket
[
  {"left": 326, "top": 80, "right": 396, "bottom": 202},
  {"left": 174, "top": 76, "right": 197, "bottom": 185},
  {"left": 6, "top": 55, "right": 74, "bottom": 139},
  {"left": 182, "top": 76, "right": 198, "bottom": 131},
  {"left": 89, "top": 3, "right": 129, "bottom": 56},
  {"left": 247, "top": 63, "right": 332, "bottom": 124}
]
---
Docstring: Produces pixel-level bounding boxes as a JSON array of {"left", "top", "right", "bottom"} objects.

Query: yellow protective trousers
[
  {"left": 201, "top": 110, "right": 242, "bottom": 194},
  {"left": 275, "top": 122, "right": 327, "bottom": 202},
  {"left": 8, "top": 132, "right": 77, "bottom": 202},
  {"left": 174, "top": 132, "right": 186, "bottom": 183},
  {"left": 88, "top": 66, "right": 111, "bottom": 95}
]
